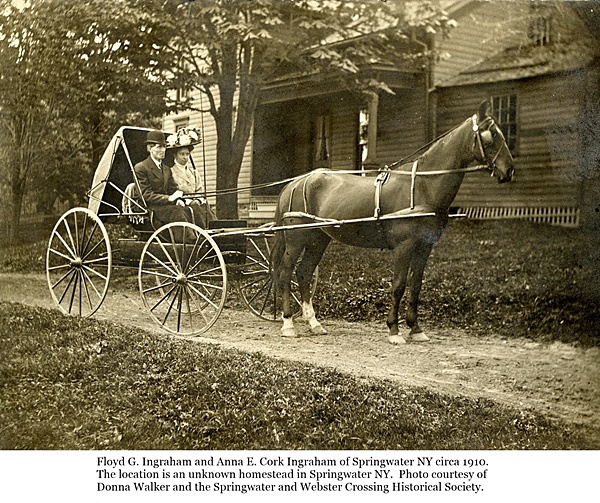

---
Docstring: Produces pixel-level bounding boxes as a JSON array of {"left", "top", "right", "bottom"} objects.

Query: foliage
[
  {"left": 144, "top": 0, "right": 455, "bottom": 217},
  {"left": 0, "top": 0, "right": 179, "bottom": 243},
  {"left": 0, "top": 301, "right": 593, "bottom": 450}
]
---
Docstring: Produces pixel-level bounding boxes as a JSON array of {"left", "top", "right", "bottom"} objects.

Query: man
[{"left": 134, "top": 130, "right": 192, "bottom": 229}]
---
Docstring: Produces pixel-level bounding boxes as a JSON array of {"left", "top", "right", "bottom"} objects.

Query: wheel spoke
[
  {"left": 81, "top": 263, "right": 108, "bottom": 282},
  {"left": 63, "top": 217, "right": 77, "bottom": 258},
  {"left": 47, "top": 208, "right": 111, "bottom": 318},
  {"left": 142, "top": 277, "right": 173, "bottom": 295},
  {"left": 149, "top": 283, "right": 177, "bottom": 312},
  {"left": 139, "top": 223, "right": 226, "bottom": 335},
  {"left": 187, "top": 280, "right": 222, "bottom": 310},
  {"left": 51, "top": 267, "right": 76, "bottom": 290},
  {"left": 80, "top": 267, "right": 103, "bottom": 300},
  {"left": 155, "top": 235, "right": 180, "bottom": 273},
  {"left": 52, "top": 232, "right": 77, "bottom": 260},
  {"left": 80, "top": 233, "right": 106, "bottom": 262},
  {"left": 49, "top": 246, "right": 75, "bottom": 263},
  {"left": 67, "top": 270, "right": 79, "bottom": 314},
  {"left": 145, "top": 249, "right": 178, "bottom": 277},
  {"left": 160, "top": 286, "right": 180, "bottom": 327},
  {"left": 187, "top": 265, "right": 224, "bottom": 279}
]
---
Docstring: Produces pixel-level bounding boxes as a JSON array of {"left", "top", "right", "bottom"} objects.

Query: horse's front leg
[
  {"left": 387, "top": 241, "right": 414, "bottom": 344},
  {"left": 405, "top": 240, "right": 434, "bottom": 342}
]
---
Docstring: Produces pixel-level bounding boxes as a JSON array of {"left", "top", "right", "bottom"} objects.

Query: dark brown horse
[{"left": 271, "top": 102, "right": 514, "bottom": 343}]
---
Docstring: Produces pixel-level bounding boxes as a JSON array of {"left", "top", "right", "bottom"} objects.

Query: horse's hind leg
[
  {"left": 387, "top": 240, "right": 415, "bottom": 344},
  {"left": 406, "top": 240, "right": 434, "bottom": 342},
  {"left": 295, "top": 231, "right": 330, "bottom": 335}
]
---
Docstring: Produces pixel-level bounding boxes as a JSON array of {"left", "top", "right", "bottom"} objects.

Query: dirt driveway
[{"left": 1, "top": 273, "right": 598, "bottom": 438}]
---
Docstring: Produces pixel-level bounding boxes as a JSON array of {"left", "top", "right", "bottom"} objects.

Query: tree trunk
[
  {"left": 214, "top": 46, "right": 240, "bottom": 219},
  {"left": 7, "top": 182, "right": 25, "bottom": 246}
]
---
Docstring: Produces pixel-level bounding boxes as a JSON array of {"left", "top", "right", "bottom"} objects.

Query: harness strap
[
  {"left": 373, "top": 169, "right": 390, "bottom": 219},
  {"left": 410, "top": 160, "right": 419, "bottom": 210},
  {"left": 282, "top": 211, "right": 338, "bottom": 223}
]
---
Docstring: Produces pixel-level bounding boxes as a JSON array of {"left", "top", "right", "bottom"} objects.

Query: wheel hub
[
  {"left": 70, "top": 257, "right": 83, "bottom": 268},
  {"left": 174, "top": 273, "right": 187, "bottom": 285}
]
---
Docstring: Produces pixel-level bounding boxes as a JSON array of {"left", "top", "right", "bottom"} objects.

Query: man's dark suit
[{"left": 134, "top": 155, "right": 192, "bottom": 229}]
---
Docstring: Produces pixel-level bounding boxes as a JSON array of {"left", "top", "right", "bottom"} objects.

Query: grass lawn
[
  {"left": 314, "top": 219, "right": 600, "bottom": 347},
  {"left": 1, "top": 301, "right": 595, "bottom": 450},
  {"left": 1, "top": 217, "right": 599, "bottom": 347},
  {"left": 1, "top": 216, "right": 598, "bottom": 449}
]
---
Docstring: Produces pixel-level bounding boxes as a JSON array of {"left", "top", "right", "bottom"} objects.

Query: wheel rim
[
  {"left": 46, "top": 208, "right": 111, "bottom": 317},
  {"left": 138, "top": 222, "right": 227, "bottom": 335},
  {"left": 237, "top": 231, "right": 317, "bottom": 321}
]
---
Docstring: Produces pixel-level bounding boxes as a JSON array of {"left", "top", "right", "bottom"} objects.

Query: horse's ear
[{"left": 478, "top": 101, "right": 490, "bottom": 121}]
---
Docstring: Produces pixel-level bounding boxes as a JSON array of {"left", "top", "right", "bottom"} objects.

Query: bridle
[{"left": 471, "top": 114, "right": 513, "bottom": 177}]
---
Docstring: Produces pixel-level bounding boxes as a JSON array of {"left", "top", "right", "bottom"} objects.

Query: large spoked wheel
[
  {"left": 236, "top": 226, "right": 318, "bottom": 321},
  {"left": 46, "top": 207, "right": 112, "bottom": 317},
  {"left": 138, "top": 222, "right": 227, "bottom": 335}
]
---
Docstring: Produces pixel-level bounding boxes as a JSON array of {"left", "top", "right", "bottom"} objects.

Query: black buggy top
[{"left": 87, "top": 126, "right": 180, "bottom": 222}]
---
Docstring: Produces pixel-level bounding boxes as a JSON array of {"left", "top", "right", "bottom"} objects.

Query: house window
[
  {"left": 491, "top": 94, "right": 517, "bottom": 154},
  {"left": 313, "top": 114, "right": 331, "bottom": 168},
  {"left": 176, "top": 87, "right": 191, "bottom": 102},
  {"left": 173, "top": 117, "right": 190, "bottom": 131},
  {"left": 528, "top": 15, "right": 552, "bottom": 46}
]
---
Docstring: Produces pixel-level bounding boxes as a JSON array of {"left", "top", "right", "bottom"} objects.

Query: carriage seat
[{"left": 122, "top": 183, "right": 155, "bottom": 232}]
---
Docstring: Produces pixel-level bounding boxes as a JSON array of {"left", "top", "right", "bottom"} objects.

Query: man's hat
[{"left": 145, "top": 130, "right": 167, "bottom": 146}]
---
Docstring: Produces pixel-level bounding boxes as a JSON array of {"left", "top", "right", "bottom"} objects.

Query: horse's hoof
[
  {"left": 410, "top": 332, "right": 430, "bottom": 342},
  {"left": 388, "top": 335, "right": 407, "bottom": 345},
  {"left": 281, "top": 327, "right": 298, "bottom": 338},
  {"left": 309, "top": 324, "right": 327, "bottom": 335}
]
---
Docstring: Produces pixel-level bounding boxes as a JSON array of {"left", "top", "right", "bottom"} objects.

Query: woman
[{"left": 167, "top": 130, "right": 216, "bottom": 228}]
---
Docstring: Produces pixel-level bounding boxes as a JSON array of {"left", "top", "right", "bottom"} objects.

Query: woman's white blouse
[{"left": 171, "top": 162, "right": 202, "bottom": 194}]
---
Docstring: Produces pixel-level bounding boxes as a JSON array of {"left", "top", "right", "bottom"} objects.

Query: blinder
[
  {"left": 471, "top": 114, "right": 510, "bottom": 175},
  {"left": 480, "top": 129, "right": 493, "bottom": 146}
]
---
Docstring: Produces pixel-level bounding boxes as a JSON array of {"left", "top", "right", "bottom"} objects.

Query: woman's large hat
[
  {"left": 145, "top": 130, "right": 167, "bottom": 146},
  {"left": 166, "top": 127, "right": 202, "bottom": 150}
]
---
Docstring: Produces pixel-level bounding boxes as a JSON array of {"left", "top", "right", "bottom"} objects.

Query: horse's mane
[{"left": 391, "top": 118, "right": 470, "bottom": 171}]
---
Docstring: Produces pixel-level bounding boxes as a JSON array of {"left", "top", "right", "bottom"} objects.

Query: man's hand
[{"left": 168, "top": 190, "right": 184, "bottom": 203}]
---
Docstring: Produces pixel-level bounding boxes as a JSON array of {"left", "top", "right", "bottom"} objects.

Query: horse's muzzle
[{"left": 497, "top": 166, "right": 514, "bottom": 184}]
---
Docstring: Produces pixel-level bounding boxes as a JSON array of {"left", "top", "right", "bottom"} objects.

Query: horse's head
[{"left": 472, "top": 101, "right": 514, "bottom": 183}]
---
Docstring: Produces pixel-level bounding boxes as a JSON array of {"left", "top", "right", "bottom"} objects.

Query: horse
[{"left": 270, "top": 101, "right": 515, "bottom": 344}]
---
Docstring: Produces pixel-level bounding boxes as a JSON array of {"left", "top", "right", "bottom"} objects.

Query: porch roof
[{"left": 260, "top": 65, "right": 420, "bottom": 104}]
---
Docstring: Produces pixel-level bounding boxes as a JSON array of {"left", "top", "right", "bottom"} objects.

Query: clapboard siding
[
  {"left": 436, "top": 71, "right": 584, "bottom": 209},
  {"left": 164, "top": 88, "right": 252, "bottom": 208},
  {"left": 331, "top": 105, "right": 359, "bottom": 170},
  {"left": 377, "top": 89, "right": 427, "bottom": 165},
  {"left": 435, "top": 1, "right": 529, "bottom": 86}
]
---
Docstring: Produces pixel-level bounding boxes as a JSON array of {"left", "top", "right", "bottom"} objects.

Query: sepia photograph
[{"left": 1, "top": 0, "right": 598, "bottom": 500}]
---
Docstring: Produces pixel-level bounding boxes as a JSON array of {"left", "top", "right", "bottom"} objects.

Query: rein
[
  {"left": 195, "top": 114, "right": 496, "bottom": 199},
  {"left": 194, "top": 164, "right": 490, "bottom": 199}
]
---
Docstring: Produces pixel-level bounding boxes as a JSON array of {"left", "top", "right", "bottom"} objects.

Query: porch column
[{"left": 362, "top": 90, "right": 380, "bottom": 171}]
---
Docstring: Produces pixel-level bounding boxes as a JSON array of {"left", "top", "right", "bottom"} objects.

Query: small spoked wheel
[
  {"left": 46, "top": 207, "right": 112, "bottom": 317},
  {"left": 237, "top": 226, "right": 317, "bottom": 321},
  {"left": 138, "top": 222, "right": 227, "bottom": 335}
]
